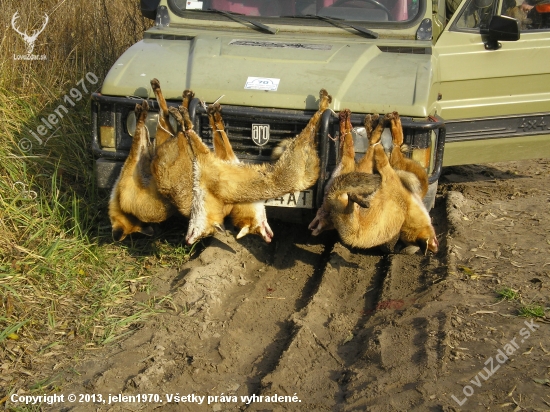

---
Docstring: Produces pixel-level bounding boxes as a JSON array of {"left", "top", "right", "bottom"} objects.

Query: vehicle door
[{"left": 432, "top": 0, "right": 550, "bottom": 164}]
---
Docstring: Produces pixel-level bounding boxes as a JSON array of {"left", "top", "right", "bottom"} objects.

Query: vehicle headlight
[{"left": 126, "top": 111, "right": 178, "bottom": 138}]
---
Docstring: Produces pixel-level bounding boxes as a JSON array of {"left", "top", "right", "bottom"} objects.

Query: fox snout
[
  {"left": 417, "top": 236, "right": 439, "bottom": 255},
  {"left": 236, "top": 221, "right": 274, "bottom": 243},
  {"left": 186, "top": 222, "right": 225, "bottom": 245}
]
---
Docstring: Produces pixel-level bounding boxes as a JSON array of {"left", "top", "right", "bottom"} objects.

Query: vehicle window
[
  {"left": 452, "top": 0, "right": 497, "bottom": 30},
  {"left": 501, "top": 0, "right": 550, "bottom": 30},
  {"left": 168, "top": 0, "right": 423, "bottom": 23}
]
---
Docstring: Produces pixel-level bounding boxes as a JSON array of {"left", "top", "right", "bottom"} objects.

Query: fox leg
[
  {"left": 150, "top": 79, "right": 175, "bottom": 147},
  {"left": 208, "top": 103, "right": 236, "bottom": 161},
  {"left": 271, "top": 90, "right": 333, "bottom": 161},
  {"left": 356, "top": 113, "right": 383, "bottom": 174},
  {"left": 309, "top": 108, "right": 353, "bottom": 235},
  {"left": 294, "top": 89, "right": 332, "bottom": 145},
  {"left": 206, "top": 103, "right": 274, "bottom": 242},
  {"left": 389, "top": 112, "right": 429, "bottom": 197},
  {"left": 340, "top": 109, "right": 356, "bottom": 173}
]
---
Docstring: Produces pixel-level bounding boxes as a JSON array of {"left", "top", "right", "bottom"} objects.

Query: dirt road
[{"left": 36, "top": 159, "right": 550, "bottom": 411}]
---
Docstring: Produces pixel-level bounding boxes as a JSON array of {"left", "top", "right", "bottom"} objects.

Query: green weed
[
  {"left": 496, "top": 286, "right": 520, "bottom": 301},
  {"left": 518, "top": 305, "right": 546, "bottom": 318}
]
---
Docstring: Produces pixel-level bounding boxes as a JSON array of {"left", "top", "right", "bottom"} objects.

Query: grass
[
  {"left": 518, "top": 305, "right": 546, "bottom": 318},
  {"left": 496, "top": 286, "right": 520, "bottom": 301},
  {"left": 495, "top": 287, "right": 547, "bottom": 319},
  {"left": 0, "top": 0, "right": 195, "bottom": 400}
]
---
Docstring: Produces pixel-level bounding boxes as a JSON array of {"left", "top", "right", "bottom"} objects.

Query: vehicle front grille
[{"left": 193, "top": 103, "right": 333, "bottom": 162}]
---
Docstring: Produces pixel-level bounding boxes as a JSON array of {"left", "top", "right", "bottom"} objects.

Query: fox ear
[
  {"left": 139, "top": 225, "right": 155, "bottom": 237},
  {"left": 214, "top": 223, "right": 225, "bottom": 234},
  {"left": 236, "top": 225, "right": 250, "bottom": 239}
]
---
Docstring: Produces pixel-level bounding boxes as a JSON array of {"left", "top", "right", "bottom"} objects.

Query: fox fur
[
  {"left": 108, "top": 100, "right": 175, "bottom": 241},
  {"left": 207, "top": 103, "right": 274, "bottom": 243},
  {"left": 388, "top": 112, "right": 429, "bottom": 198},
  {"left": 308, "top": 109, "right": 355, "bottom": 235},
  {"left": 309, "top": 111, "right": 387, "bottom": 235},
  {"left": 181, "top": 89, "right": 332, "bottom": 244},
  {"left": 150, "top": 89, "right": 200, "bottom": 219},
  {"left": 325, "top": 113, "right": 438, "bottom": 253},
  {"left": 110, "top": 79, "right": 272, "bottom": 242},
  {"left": 108, "top": 80, "right": 193, "bottom": 241}
]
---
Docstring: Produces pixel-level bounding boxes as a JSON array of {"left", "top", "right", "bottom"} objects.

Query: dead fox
[
  {"left": 108, "top": 100, "right": 175, "bottom": 241},
  {"left": 325, "top": 113, "right": 438, "bottom": 254},
  {"left": 309, "top": 109, "right": 355, "bottom": 235},
  {"left": 309, "top": 110, "right": 390, "bottom": 236},
  {"left": 108, "top": 80, "right": 193, "bottom": 241},
  {"left": 207, "top": 103, "right": 274, "bottom": 243},
  {"left": 150, "top": 88, "right": 198, "bottom": 220},
  {"left": 110, "top": 80, "right": 270, "bottom": 243},
  {"left": 180, "top": 89, "right": 332, "bottom": 244}
]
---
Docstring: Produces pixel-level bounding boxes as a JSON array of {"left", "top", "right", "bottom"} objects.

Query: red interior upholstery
[
  {"left": 317, "top": 0, "right": 409, "bottom": 21},
  {"left": 211, "top": 0, "right": 295, "bottom": 16}
]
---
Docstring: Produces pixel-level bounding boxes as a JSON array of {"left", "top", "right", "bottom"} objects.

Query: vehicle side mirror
[
  {"left": 141, "top": 0, "right": 161, "bottom": 20},
  {"left": 483, "top": 15, "right": 520, "bottom": 50}
]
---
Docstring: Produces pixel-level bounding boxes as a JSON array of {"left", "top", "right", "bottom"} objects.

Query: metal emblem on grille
[{"left": 252, "top": 124, "right": 270, "bottom": 146}]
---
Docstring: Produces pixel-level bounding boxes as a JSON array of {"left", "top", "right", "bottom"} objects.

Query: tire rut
[
  {"left": 57, "top": 201, "right": 452, "bottom": 412},
  {"left": 252, "top": 201, "right": 450, "bottom": 411},
  {"left": 211, "top": 226, "right": 336, "bottom": 395}
]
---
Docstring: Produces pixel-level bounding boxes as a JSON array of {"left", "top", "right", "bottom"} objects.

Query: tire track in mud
[
  {"left": 250, "top": 203, "right": 450, "bottom": 411},
  {"left": 210, "top": 226, "right": 338, "bottom": 395},
  {"left": 57, "top": 202, "right": 450, "bottom": 411}
]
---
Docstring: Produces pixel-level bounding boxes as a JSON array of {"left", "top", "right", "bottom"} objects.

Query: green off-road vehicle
[{"left": 93, "top": 0, "right": 550, "bottom": 213}]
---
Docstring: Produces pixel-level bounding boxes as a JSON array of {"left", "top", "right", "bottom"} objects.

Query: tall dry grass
[{"left": 0, "top": 0, "right": 188, "bottom": 397}]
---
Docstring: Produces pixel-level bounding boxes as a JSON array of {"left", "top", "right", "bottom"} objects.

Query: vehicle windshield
[{"left": 168, "top": 0, "right": 422, "bottom": 24}]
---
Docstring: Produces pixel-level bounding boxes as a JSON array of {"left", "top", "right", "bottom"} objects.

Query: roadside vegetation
[{"left": 0, "top": 0, "right": 191, "bottom": 399}]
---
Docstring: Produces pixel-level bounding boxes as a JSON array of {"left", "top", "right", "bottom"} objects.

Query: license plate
[{"left": 264, "top": 190, "right": 313, "bottom": 208}]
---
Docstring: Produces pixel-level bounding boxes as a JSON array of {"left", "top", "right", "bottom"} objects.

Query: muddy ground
[{"left": 11, "top": 159, "right": 550, "bottom": 411}]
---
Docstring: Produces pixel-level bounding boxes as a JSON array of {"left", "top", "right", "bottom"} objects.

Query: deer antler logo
[{"left": 11, "top": 11, "right": 49, "bottom": 55}]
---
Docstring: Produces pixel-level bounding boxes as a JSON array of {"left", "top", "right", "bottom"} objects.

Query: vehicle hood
[{"left": 102, "top": 32, "right": 433, "bottom": 116}]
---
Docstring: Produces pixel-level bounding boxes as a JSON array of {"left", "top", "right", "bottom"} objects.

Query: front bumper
[{"left": 92, "top": 93, "right": 446, "bottom": 208}]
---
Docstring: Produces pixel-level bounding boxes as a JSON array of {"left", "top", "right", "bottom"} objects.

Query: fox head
[
  {"left": 415, "top": 229, "right": 439, "bottom": 255},
  {"left": 110, "top": 212, "right": 154, "bottom": 242},
  {"left": 232, "top": 202, "right": 274, "bottom": 243},
  {"left": 401, "top": 194, "right": 439, "bottom": 255}
]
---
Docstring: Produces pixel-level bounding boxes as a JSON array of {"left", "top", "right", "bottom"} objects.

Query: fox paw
[
  {"left": 150, "top": 78, "right": 161, "bottom": 90},
  {"left": 364, "top": 113, "right": 379, "bottom": 136},
  {"left": 207, "top": 103, "right": 222, "bottom": 116},
  {"left": 319, "top": 89, "right": 332, "bottom": 105},
  {"left": 135, "top": 100, "right": 149, "bottom": 118},
  {"left": 167, "top": 106, "right": 183, "bottom": 123},
  {"left": 182, "top": 89, "right": 195, "bottom": 108}
]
